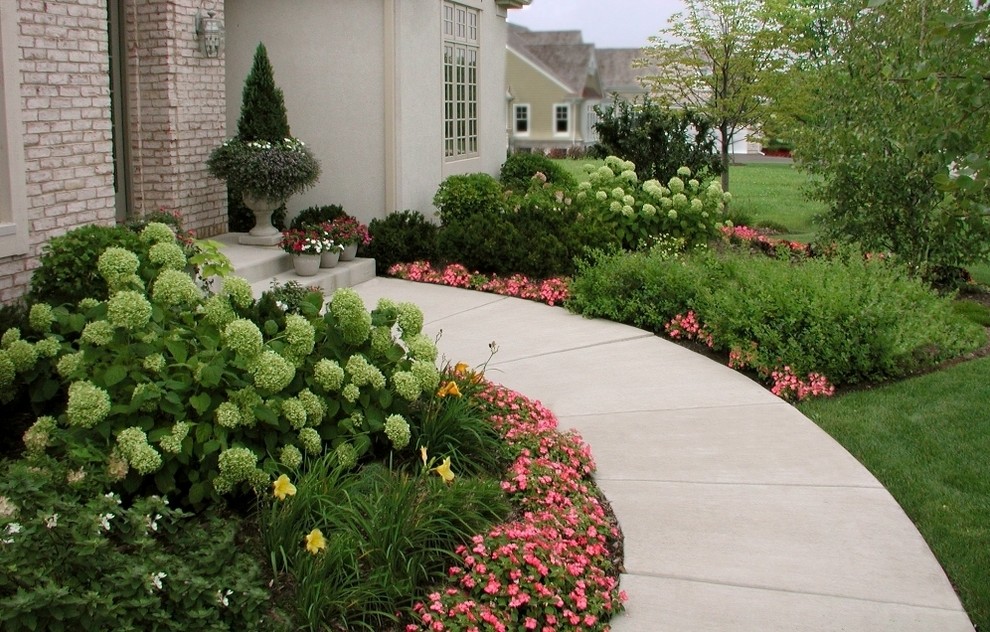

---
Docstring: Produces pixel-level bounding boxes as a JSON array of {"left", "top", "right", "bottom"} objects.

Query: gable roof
[
  {"left": 596, "top": 48, "right": 652, "bottom": 94},
  {"left": 508, "top": 24, "right": 598, "bottom": 97}
]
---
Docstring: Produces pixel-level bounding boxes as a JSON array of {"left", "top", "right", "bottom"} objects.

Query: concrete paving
[{"left": 352, "top": 278, "right": 975, "bottom": 632}]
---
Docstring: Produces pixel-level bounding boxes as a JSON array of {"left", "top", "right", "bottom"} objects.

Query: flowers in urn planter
[
  {"left": 322, "top": 216, "right": 372, "bottom": 247},
  {"left": 206, "top": 137, "right": 321, "bottom": 202},
  {"left": 278, "top": 228, "right": 329, "bottom": 255}
]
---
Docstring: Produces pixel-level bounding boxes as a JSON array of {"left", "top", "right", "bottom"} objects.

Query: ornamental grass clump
[{"left": 9, "top": 227, "right": 451, "bottom": 508}]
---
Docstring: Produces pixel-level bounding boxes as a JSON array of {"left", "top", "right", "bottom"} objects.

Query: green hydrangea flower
[
  {"left": 677, "top": 166, "right": 692, "bottom": 177},
  {"left": 691, "top": 198, "right": 704, "bottom": 212},
  {"left": 1, "top": 327, "right": 20, "bottom": 349},
  {"left": 596, "top": 165, "right": 615, "bottom": 179},
  {"left": 375, "top": 297, "right": 399, "bottom": 319},
  {"left": 34, "top": 337, "right": 60, "bottom": 358},
  {"left": 151, "top": 269, "right": 201, "bottom": 307},
  {"left": 392, "top": 370, "right": 422, "bottom": 401},
  {"left": 384, "top": 414, "right": 411, "bottom": 450},
  {"left": 329, "top": 288, "right": 372, "bottom": 345},
  {"left": 66, "top": 381, "right": 111, "bottom": 428},
  {"left": 396, "top": 302, "right": 424, "bottom": 338},
  {"left": 595, "top": 190, "right": 608, "bottom": 201},
  {"left": 98, "top": 247, "right": 140, "bottom": 284},
  {"left": 28, "top": 304, "right": 55, "bottom": 334},
  {"left": 159, "top": 422, "right": 190, "bottom": 454},
  {"left": 642, "top": 203, "right": 657, "bottom": 217},
  {"left": 148, "top": 242, "right": 186, "bottom": 271},
  {"left": 282, "top": 397, "right": 308, "bottom": 430},
  {"left": 298, "top": 427, "right": 322, "bottom": 455},
  {"left": 223, "top": 319, "right": 263, "bottom": 359},
  {"left": 22, "top": 415, "right": 57, "bottom": 455},
  {"left": 620, "top": 169, "right": 638, "bottom": 185},
  {"left": 688, "top": 179, "right": 700, "bottom": 191},
  {"left": 405, "top": 334, "right": 437, "bottom": 362},
  {"left": 222, "top": 276, "right": 254, "bottom": 309},
  {"left": 78, "top": 297, "right": 100, "bottom": 311},
  {"left": 282, "top": 314, "right": 315, "bottom": 364},
  {"left": 334, "top": 442, "right": 358, "bottom": 470},
  {"left": 215, "top": 401, "right": 243, "bottom": 428},
  {"left": 0, "top": 352, "right": 14, "bottom": 390},
  {"left": 215, "top": 447, "right": 259, "bottom": 494},
  {"left": 345, "top": 354, "right": 386, "bottom": 390},
  {"left": 672, "top": 193, "right": 688, "bottom": 208},
  {"left": 116, "top": 427, "right": 162, "bottom": 474},
  {"left": 56, "top": 351, "right": 84, "bottom": 379},
  {"left": 297, "top": 389, "right": 325, "bottom": 426},
  {"left": 140, "top": 222, "right": 176, "bottom": 244},
  {"left": 142, "top": 353, "right": 166, "bottom": 373},
  {"left": 203, "top": 294, "right": 236, "bottom": 329},
  {"left": 342, "top": 383, "right": 360, "bottom": 403},
  {"left": 279, "top": 444, "right": 303, "bottom": 469},
  {"left": 668, "top": 177, "right": 685, "bottom": 194},
  {"left": 81, "top": 320, "right": 114, "bottom": 346},
  {"left": 610, "top": 187, "right": 625, "bottom": 200},
  {"left": 411, "top": 360, "right": 440, "bottom": 392},
  {"left": 229, "top": 387, "right": 262, "bottom": 426},
  {"left": 130, "top": 382, "right": 162, "bottom": 412},
  {"left": 314, "top": 359, "right": 345, "bottom": 391},
  {"left": 667, "top": 208, "right": 678, "bottom": 219},
  {"left": 107, "top": 290, "right": 153, "bottom": 330},
  {"left": 252, "top": 350, "right": 295, "bottom": 393},
  {"left": 370, "top": 326, "right": 395, "bottom": 356},
  {"left": 6, "top": 340, "right": 37, "bottom": 372}
]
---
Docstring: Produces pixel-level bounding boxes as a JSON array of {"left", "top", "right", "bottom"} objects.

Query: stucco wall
[
  {"left": 0, "top": 0, "right": 116, "bottom": 303},
  {"left": 506, "top": 46, "right": 579, "bottom": 149}
]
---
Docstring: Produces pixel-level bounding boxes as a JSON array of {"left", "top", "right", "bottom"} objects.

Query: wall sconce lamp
[{"left": 196, "top": 10, "right": 224, "bottom": 58}]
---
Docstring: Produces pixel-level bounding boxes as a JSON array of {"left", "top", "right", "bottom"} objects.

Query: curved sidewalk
[{"left": 354, "top": 278, "right": 974, "bottom": 632}]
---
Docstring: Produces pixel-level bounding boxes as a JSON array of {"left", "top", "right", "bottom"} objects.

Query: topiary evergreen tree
[{"left": 228, "top": 43, "right": 292, "bottom": 231}]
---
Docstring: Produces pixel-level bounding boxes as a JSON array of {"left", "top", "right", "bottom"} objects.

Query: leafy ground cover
[{"left": 799, "top": 358, "right": 990, "bottom": 632}]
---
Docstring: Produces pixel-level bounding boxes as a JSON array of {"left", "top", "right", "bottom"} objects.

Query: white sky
[{"left": 508, "top": 0, "right": 686, "bottom": 49}]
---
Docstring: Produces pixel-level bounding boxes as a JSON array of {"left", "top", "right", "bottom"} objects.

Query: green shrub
[
  {"left": 437, "top": 211, "right": 520, "bottom": 275},
  {"left": 568, "top": 248, "right": 986, "bottom": 386},
  {"left": 28, "top": 225, "right": 151, "bottom": 306},
  {"left": 288, "top": 204, "right": 346, "bottom": 231},
  {"left": 9, "top": 229, "right": 449, "bottom": 508},
  {"left": 259, "top": 457, "right": 509, "bottom": 629},
  {"left": 500, "top": 152, "right": 577, "bottom": 192},
  {"left": 365, "top": 210, "right": 440, "bottom": 275},
  {"left": 0, "top": 456, "right": 280, "bottom": 631},
  {"left": 432, "top": 173, "right": 506, "bottom": 225}
]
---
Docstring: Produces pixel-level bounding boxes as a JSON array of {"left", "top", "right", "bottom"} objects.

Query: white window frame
[
  {"left": 0, "top": 3, "right": 29, "bottom": 258},
  {"left": 443, "top": 2, "right": 480, "bottom": 160},
  {"left": 553, "top": 103, "right": 571, "bottom": 137},
  {"left": 513, "top": 103, "right": 530, "bottom": 136}
]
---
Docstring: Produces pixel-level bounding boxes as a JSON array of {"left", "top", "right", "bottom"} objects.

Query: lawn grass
[{"left": 799, "top": 358, "right": 990, "bottom": 631}]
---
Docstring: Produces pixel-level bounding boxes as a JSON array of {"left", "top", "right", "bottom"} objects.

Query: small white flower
[
  {"left": 216, "top": 588, "right": 233, "bottom": 607},
  {"left": 0, "top": 496, "right": 16, "bottom": 518},
  {"left": 99, "top": 513, "right": 114, "bottom": 531},
  {"left": 45, "top": 513, "right": 59, "bottom": 529},
  {"left": 150, "top": 571, "right": 167, "bottom": 591},
  {"left": 146, "top": 513, "right": 161, "bottom": 532}
]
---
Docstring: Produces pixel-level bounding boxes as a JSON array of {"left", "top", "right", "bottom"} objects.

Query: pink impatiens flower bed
[
  {"left": 387, "top": 262, "right": 571, "bottom": 307},
  {"left": 405, "top": 383, "right": 627, "bottom": 632}
]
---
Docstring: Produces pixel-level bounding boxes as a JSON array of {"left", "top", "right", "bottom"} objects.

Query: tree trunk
[{"left": 720, "top": 122, "right": 731, "bottom": 192}]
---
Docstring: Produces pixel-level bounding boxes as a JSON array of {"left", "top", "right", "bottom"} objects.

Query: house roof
[
  {"left": 508, "top": 24, "right": 597, "bottom": 97},
  {"left": 596, "top": 48, "right": 653, "bottom": 94}
]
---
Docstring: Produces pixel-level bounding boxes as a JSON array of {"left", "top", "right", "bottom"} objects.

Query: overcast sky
[{"left": 508, "top": 0, "right": 686, "bottom": 49}]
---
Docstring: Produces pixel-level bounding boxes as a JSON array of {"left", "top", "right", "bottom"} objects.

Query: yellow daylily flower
[
  {"left": 436, "top": 381, "right": 462, "bottom": 398},
  {"left": 453, "top": 362, "right": 470, "bottom": 376},
  {"left": 433, "top": 457, "right": 455, "bottom": 484},
  {"left": 420, "top": 446, "right": 429, "bottom": 467},
  {"left": 305, "top": 528, "right": 327, "bottom": 554},
  {"left": 272, "top": 474, "right": 297, "bottom": 501}
]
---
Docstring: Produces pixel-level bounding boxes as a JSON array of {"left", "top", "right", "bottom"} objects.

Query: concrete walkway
[{"left": 353, "top": 278, "right": 975, "bottom": 632}]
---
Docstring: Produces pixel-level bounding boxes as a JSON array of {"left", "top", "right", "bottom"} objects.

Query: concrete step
[{"left": 211, "top": 232, "right": 376, "bottom": 298}]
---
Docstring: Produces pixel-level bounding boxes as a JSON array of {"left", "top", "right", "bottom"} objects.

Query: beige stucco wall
[
  {"left": 226, "top": 0, "right": 511, "bottom": 226},
  {"left": 506, "top": 47, "right": 582, "bottom": 149}
]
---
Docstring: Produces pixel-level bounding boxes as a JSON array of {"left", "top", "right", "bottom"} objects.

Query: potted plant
[
  {"left": 323, "top": 216, "right": 372, "bottom": 261},
  {"left": 208, "top": 137, "right": 321, "bottom": 239},
  {"left": 278, "top": 227, "right": 327, "bottom": 276}
]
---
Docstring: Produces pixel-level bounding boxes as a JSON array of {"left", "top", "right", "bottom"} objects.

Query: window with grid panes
[{"left": 443, "top": 2, "right": 479, "bottom": 159}]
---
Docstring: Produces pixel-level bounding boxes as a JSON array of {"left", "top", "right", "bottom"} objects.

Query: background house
[
  {"left": 506, "top": 24, "right": 760, "bottom": 156},
  {"left": 0, "top": 0, "right": 527, "bottom": 304}
]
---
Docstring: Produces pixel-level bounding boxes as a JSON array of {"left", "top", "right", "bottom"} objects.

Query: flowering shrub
[
  {"left": 768, "top": 366, "right": 836, "bottom": 402},
  {"left": 405, "top": 383, "right": 626, "bottom": 631},
  {"left": 576, "top": 156, "right": 730, "bottom": 250},
  {"left": 664, "top": 311, "right": 714, "bottom": 348},
  {"left": 721, "top": 225, "right": 812, "bottom": 258},
  {"left": 7, "top": 230, "right": 446, "bottom": 507},
  {"left": 278, "top": 227, "right": 330, "bottom": 254},
  {"left": 388, "top": 261, "right": 571, "bottom": 306},
  {"left": 206, "top": 137, "right": 321, "bottom": 201},
  {"left": 323, "top": 215, "right": 372, "bottom": 247}
]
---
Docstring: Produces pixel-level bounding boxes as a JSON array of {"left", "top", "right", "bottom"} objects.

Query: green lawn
[{"left": 799, "top": 359, "right": 990, "bottom": 631}]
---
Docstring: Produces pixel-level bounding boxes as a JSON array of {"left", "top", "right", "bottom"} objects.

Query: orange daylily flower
[
  {"left": 453, "top": 362, "right": 470, "bottom": 376},
  {"left": 437, "top": 381, "right": 462, "bottom": 398}
]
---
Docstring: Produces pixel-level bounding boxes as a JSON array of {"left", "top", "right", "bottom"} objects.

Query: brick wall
[
  {"left": 122, "top": 0, "right": 227, "bottom": 237},
  {"left": 0, "top": 0, "right": 117, "bottom": 303}
]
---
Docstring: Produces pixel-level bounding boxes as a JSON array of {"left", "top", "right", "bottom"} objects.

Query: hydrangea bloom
[
  {"left": 342, "top": 383, "right": 360, "bottom": 403},
  {"left": 116, "top": 427, "right": 163, "bottom": 474},
  {"left": 334, "top": 442, "right": 358, "bottom": 469},
  {"left": 395, "top": 302, "right": 424, "bottom": 338},
  {"left": 411, "top": 359, "right": 441, "bottom": 392},
  {"left": 66, "top": 381, "right": 111, "bottom": 428},
  {"left": 78, "top": 297, "right": 100, "bottom": 311},
  {"left": 229, "top": 387, "right": 262, "bottom": 426},
  {"left": 159, "top": 422, "right": 190, "bottom": 454},
  {"left": 0, "top": 352, "right": 15, "bottom": 391},
  {"left": 329, "top": 288, "right": 372, "bottom": 345},
  {"left": 203, "top": 294, "right": 236, "bottom": 329},
  {"left": 56, "top": 351, "right": 84, "bottom": 379},
  {"left": 149, "top": 242, "right": 187, "bottom": 270},
  {"left": 672, "top": 193, "right": 688, "bottom": 208},
  {"left": 81, "top": 320, "right": 114, "bottom": 347},
  {"left": 384, "top": 414, "right": 411, "bottom": 450},
  {"left": 279, "top": 444, "right": 303, "bottom": 469},
  {"left": 34, "top": 337, "right": 60, "bottom": 358},
  {"left": 668, "top": 176, "right": 685, "bottom": 194},
  {"left": 282, "top": 314, "right": 316, "bottom": 364},
  {"left": 151, "top": 269, "right": 201, "bottom": 307},
  {"left": 107, "top": 291, "right": 153, "bottom": 330},
  {"left": 130, "top": 382, "right": 162, "bottom": 412},
  {"left": 282, "top": 397, "right": 308, "bottom": 429},
  {"left": 215, "top": 401, "right": 243, "bottom": 428},
  {"left": 392, "top": 370, "right": 422, "bottom": 401},
  {"left": 6, "top": 340, "right": 37, "bottom": 372},
  {"left": 98, "top": 247, "right": 140, "bottom": 283},
  {"left": 313, "top": 358, "right": 345, "bottom": 391},
  {"left": 1, "top": 327, "right": 19, "bottom": 348},
  {"left": 140, "top": 222, "right": 176, "bottom": 244},
  {"left": 405, "top": 334, "right": 438, "bottom": 362},
  {"left": 142, "top": 353, "right": 166, "bottom": 374},
  {"left": 223, "top": 319, "right": 264, "bottom": 359},
  {"left": 370, "top": 326, "right": 395, "bottom": 356},
  {"left": 298, "top": 427, "right": 322, "bottom": 455},
  {"left": 296, "top": 389, "right": 325, "bottom": 426},
  {"left": 345, "top": 354, "right": 386, "bottom": 389},
  {"left": 215, "top": 447, "right": 260, "bottom": 494},
  {"left": 22, "top": 415, "right": 57, "bottom": 455},
  {"left": 222, "top": 276, "right": 254, "bottom": 309},
  {"left": 28, "top": 303, "right": 55, "bottom": 334},
  {"left": 252, "top": 350, "right": 295, "bottom": 393}
]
